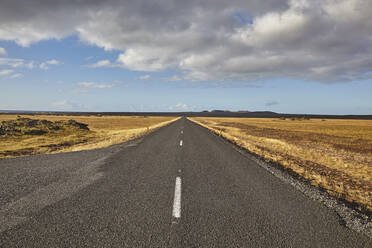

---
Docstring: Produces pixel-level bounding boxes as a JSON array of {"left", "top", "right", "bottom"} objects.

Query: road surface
[{"left": 0, "top": 118, "right": 370, "bottom": 247}]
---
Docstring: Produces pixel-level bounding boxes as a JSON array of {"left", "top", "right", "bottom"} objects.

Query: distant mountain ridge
[{"left": 1, "top": 110, "right": 372, "bottom": 119}]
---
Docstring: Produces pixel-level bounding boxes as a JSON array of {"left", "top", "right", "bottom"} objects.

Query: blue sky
[{"left": 1, "top": 0, "right": 372, "bottom": 114}]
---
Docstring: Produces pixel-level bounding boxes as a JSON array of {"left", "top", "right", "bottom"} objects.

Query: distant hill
[
  {"left": 1, "top": 110, "right": 372, "bottom": 120},
  {"left": 211, "top": 110, "right": 231, "bottom": 113}
]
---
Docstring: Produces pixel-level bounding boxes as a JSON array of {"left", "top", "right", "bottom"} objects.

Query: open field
[
  {"left": 0, "top": 115, "right": 178, "bottom": 158},
  {"left": 189, "top": 117, "right": 372, "bottom": 212}
]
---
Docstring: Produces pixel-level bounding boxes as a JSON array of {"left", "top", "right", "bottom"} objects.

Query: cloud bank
[{"left": 1, "top": 0, "right": 372, "bottom": 82}]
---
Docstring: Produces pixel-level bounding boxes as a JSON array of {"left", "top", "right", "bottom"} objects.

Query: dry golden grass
[
  {"left": 189, "top": 117, "right": 372, "bottom": 212},
  {"left": 0, "top": 115, "right": 178, "bottom": 158}
]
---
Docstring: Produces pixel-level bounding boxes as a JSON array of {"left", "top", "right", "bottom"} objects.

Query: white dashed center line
[
  {"left": 181, "top": 130, "right": 183, "bottom": 134},
  {"left": 172, "top": 177, "right": 182, "bottom": 219},
  {"left": 180, "top": 140, "right": 183, "bottom": 146}
]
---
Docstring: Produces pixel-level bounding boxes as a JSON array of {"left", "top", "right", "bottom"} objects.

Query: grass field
[
  {"left": 189, "top": 117, "right": 372, "bottom": 212},
  {"left": 0, "top": 115, "right": 178, "bottom": 158}
]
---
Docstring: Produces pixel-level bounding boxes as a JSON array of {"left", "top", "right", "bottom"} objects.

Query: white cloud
[
  {"left": 165, "top": 75, "right": 182, "bottom": 82},
  {"left": 0, "top": 57, "right": 34, "bottom": 78},
  {"left": 117, "top": 48, "right": 169, "bottom": 71},
  {"left": 39, "top": 59, "right": 62, "bottom": 70},
  {"left": 46, "top": 59, "right": 61, "bottom": 65},
  {"left": 0, "top": 58, "right": 35, "bottom": 71},
  {"left": 0, "top": 58, "right": 23, "bottom": 67},
  {"left": 26, "top": 61, "right": 34, "bottom": 69},
  {"left": 10, "top": 73, "right": 22, "bottom": 79},
  {"left": 72, "top": 88, "right": 89, "bottom": 94},
  {"left": 0, "top": 47, "right": 7, "bottom": 56},
  {"left": 77, "top": 82, "right": 114, "bottom": 89},
  {"left": 168, "top": 103, "right": 190, "bottom": 111},
  {"left": 0, "top": 69, "right": 13, "bottom": 76},
  {"left": 0, "top": 0, "right": 372, "bottom": 82},
  {"left": 53, "top": 100, "right": 69, "bottom": 107},
  {"left": 139, "top": 75, "right": 151, "bottom": 80},
  {"left": 39, "top": 62, "right": 48, "bottom": 70},
  {"left": 52, "top": 100, "right": 85, "bottom": 110},
  {"left": 87, "top": 59, "right": 112, "bottom": 68}
]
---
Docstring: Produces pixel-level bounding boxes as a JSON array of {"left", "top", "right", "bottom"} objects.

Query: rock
[
  {"left": 25, "top": 119, "right": 39, "bottom": 127},
  {"left": 23, "top": 129, "right": 47, "bottom": 135},
  {"left": 48, "top": 125, "right": 60, "bottom": 131},
  {"left": 67, "top": 120, "right": 89, "bottom": 130}
]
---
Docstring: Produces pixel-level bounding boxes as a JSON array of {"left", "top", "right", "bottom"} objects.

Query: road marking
[
  {"left": 180, "top": 140, "right": 183, "bottom": 146},
  {"left": 181, "top": 130, "right": 183, "bottom": 134},
  {"left": 172, "top": 177, "right": 182, "bottom": 219},
  {"left": 178, "top": 169, "right": 181, "bottom": 173}
]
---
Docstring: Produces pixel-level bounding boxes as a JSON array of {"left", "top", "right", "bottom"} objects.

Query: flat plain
[
  {"left": 189, "top": 117, "right": 372, "bottom": 212},
  {"left": 0, "top": 114, "right": 178, "bottom": 158}
]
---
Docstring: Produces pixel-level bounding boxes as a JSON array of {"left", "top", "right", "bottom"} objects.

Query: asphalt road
[{"left": 0, "top": 117, "right": 370, "bottom": 247}]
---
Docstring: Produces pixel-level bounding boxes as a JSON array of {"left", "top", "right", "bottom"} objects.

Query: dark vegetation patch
[
  {"left": 0, "top": 117, "right": 89, "bottom": 136},
  {"left": 0, "top": 118, "right": 90, "bottom": 157}
]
